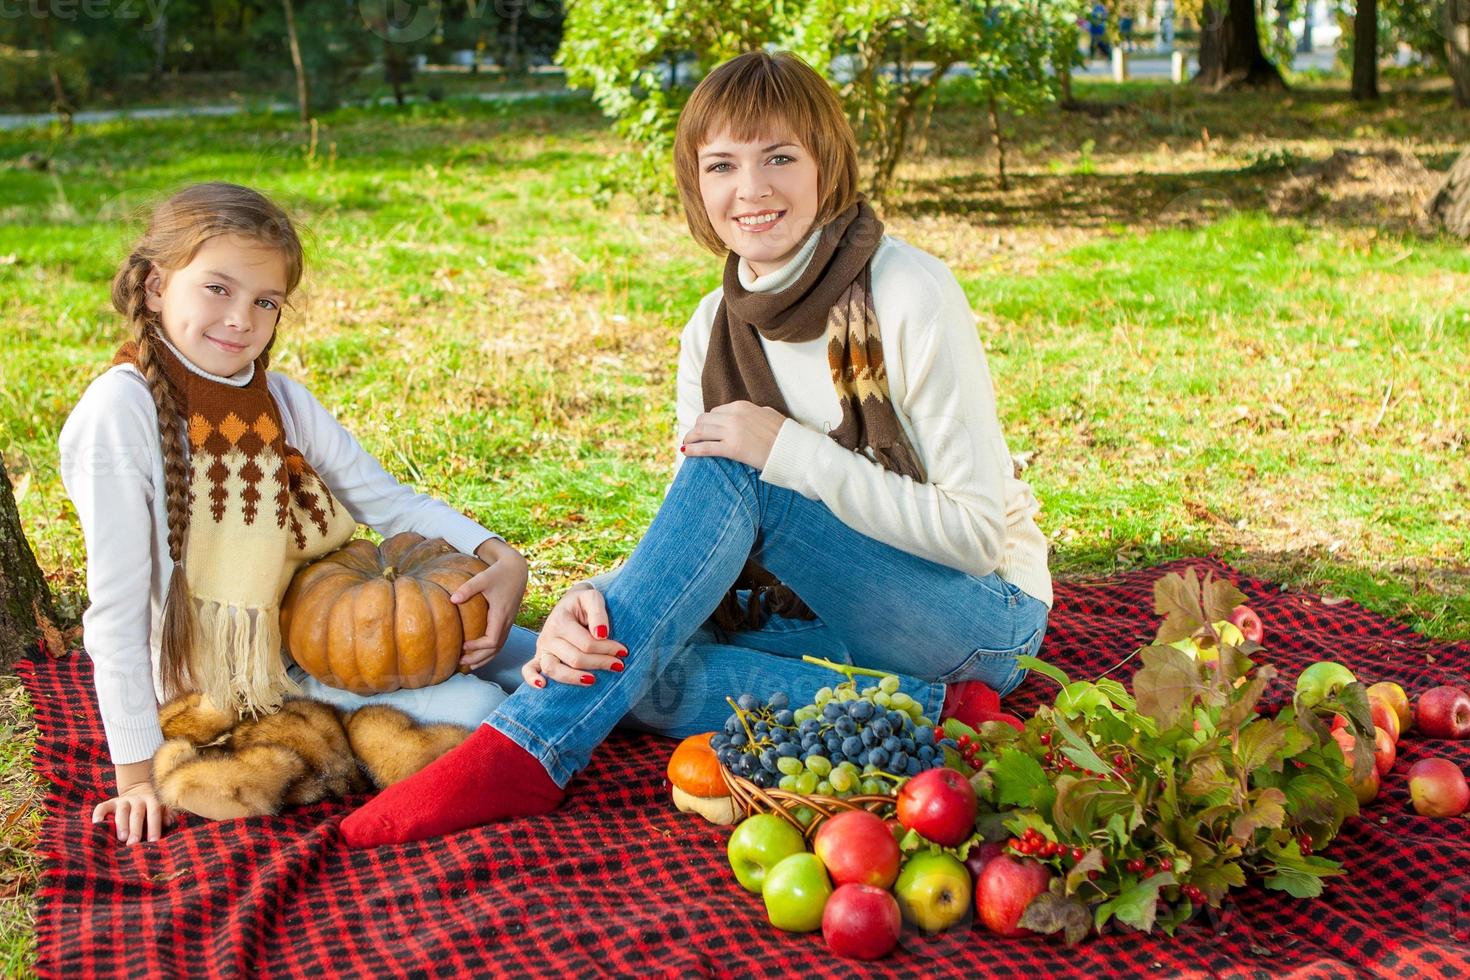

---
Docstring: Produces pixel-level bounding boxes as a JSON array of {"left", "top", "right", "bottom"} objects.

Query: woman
[{"left": 341, "top": 51, "right": 1052, "bottom": 847}]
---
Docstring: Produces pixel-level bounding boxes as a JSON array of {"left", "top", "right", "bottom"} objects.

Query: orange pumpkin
[
  {"left": 281, "top": 532, "right": 489, "bottom": 695},
  {"left": 667, "top": 732, "right": 728, "bottom": 797},
  {"left": 668, "top": 733, "right": 737, "bottom": 824}
]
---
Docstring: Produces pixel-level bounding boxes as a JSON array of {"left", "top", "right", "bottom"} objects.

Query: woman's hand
[
  {"left": 453, "top": 538, "right": 530, "bottom": 671},
  {"left": 680, "top": 401, "right": 786, "bottom": 470},
  {"left": 524, "top": 584, "right": 628, "bottom": 688},
  {"left": 93, "top": 766, "right": 172, "bottom": 844}
]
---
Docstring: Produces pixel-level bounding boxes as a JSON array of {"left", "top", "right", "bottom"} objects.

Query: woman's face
[
  {"left": 697, "top": 130, "right": 820, "bottom": 277},
  {"left": 145, "top": 234, "right": 287, "bottom": 377}
]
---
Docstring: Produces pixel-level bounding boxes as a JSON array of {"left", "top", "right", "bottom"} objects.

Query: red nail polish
[
  {"left": 581, "top": 674, "right": 596, "bottom": 685},
  {"left": 616, "top": 648, "right": 628, "bottom": 659},
  {"left": 679, "top": 446, "right": 686, "bottom": 453},
  {"left": 534, "top": 678, "right": 545, "bottom": 688},
  {"left": 594, "top": 625, "right": 608, "bottom": 640},
  {"left": 610, "top": 661, "right": 624, "bottom": 673}
]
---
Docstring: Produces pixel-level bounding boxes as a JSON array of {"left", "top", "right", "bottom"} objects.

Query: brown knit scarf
[
  {"left": 702, "top": 200, "right": 926, "bottom": 631},
  {"left": 114, "top": 340, "right": 357, "bottom": 716}
]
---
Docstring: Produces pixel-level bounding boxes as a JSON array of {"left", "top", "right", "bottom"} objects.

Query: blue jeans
[{"left": 484, "top": 456, "right": 1049, "bottom": 787}]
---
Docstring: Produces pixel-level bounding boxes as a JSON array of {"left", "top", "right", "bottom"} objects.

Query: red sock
[
  {"left": 940, "top": 680, "right": 1001, "bottom": 728},
  {"left": 339, "top": 724, "right": 564, "bottom": 847}
]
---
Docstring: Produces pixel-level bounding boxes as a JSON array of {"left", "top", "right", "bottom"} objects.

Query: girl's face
[
  {"left": 698, "top": 130, "right": 820, "bottom": 277},
  {"left": 145, "top": 234, "right": 288, "bottom": 377}
]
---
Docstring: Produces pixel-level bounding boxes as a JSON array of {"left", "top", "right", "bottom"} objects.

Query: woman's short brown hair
[{"left": 674, "top": 51, "right": 860, "bottom": 254}]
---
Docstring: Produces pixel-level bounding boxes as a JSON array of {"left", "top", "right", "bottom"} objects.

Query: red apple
[
  {"left": 896, "top": 768, "right": 978, "bottom": 847},
  {"left": 813, "top": 811, "right": 901, "bottom": 890},
  {"left": 1350, "top": 765, "right": 1380, "bottom": 805},
  {"left": 1333, "top": 699, "right": 1402, "bottom": 743},
  {"left": 1228, "top": 604, "right": 1264, "bottom": 644},
  {"left": 1366, "top": 682, "right": 1412, "bottom": 732},
  {"left": 1417, "top": 686, "right": 1470, "bottom": 739},
  {"left": 1371, "top": 726, "right": 1396, "bottom": 776},
  {"left": 976, "top": 854, "right": 1053, "bottom": 937},
  {"left": 1407, "top": 758, "right": 1470, "bottom": 817},
  {"left": 822, "top": 883, "right": 902, "bottom": 960},
  {"left": 963, "top": 841, "right": 1006, "bottom": 885}
]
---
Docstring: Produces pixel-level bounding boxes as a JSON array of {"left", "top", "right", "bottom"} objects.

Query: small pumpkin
[
  {"left": 667, "top": 732, "right": 738, "bottom": 825},
  {"left": 281, "top": 532, "right": 489, "bottom": 695}
]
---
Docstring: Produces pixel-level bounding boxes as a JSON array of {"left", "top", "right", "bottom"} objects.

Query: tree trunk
[
  {"left": 150, "top": 2, "right": 170, "bottom": 85},
  {"left": 1194, "top": 0, "right": 1287, "bottom": 91},
  {"left": 282, "top": 0, "right": 311, "bottom": 124},
  {"left": 1352, "top": 0, "right": 1379, "bottom": 101},
  {"left": 36, "top": 10, "right": 74, "bottom": 131},
  {"left": 1449, "top": 0, "right": 1470, "bottom": 109},
  {"left": 1428, "top": 148, "right": 1470, "bottom": 238},
  {"left": 0, "top": 459, "right": 57, "bottom": 666},
  {"left": 987, "top": 92, "right": 1010, "bottom": 191}
]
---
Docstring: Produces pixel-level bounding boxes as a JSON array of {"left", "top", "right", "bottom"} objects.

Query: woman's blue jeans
[{"left": 482, "top": 456, "right": 1048, "bottom": 788}]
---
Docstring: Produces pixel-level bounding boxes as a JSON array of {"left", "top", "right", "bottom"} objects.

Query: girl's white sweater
[{"left": 60, "top": 360, "right": 498, "bottom": 765}]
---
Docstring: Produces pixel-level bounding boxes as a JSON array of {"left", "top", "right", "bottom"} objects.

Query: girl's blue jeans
[{"left": 479, "top": 455, "right": 1049, "bottom": 788}]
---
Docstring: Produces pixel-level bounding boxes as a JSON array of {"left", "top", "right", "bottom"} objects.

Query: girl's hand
[
  {"left": 453, "top": 539, "right": 530, "bottom": 671},
  {"left": 680, "top": 401, "right": 786, "bottom": 471},
  {"left": 524, "top": 584, "right": 628, "bottom": 688},
  {"left": 93, "top": 778, "right": 172, "bottom": 845}
]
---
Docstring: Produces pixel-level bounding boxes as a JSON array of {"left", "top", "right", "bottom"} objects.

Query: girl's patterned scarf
[{"left": 114, "top": 339, "right": 356, "bottom": 716}]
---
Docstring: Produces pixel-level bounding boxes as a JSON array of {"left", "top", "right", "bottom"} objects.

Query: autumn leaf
[
  {"left": 1019, "top": 891, "right": 1092, "bottom": 946},
  {"left": 1154, "top": 569, "right": 1207, "bottom": 643},
  {"left": 1133, "top": 644, "right": 1202, "bottom": 730},
  {"left": 1229, "top": 787, "right": 1287, "bottom": 844}
]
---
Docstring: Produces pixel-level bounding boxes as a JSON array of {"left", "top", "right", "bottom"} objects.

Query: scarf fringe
[{"left": 194, "top": 600, "right": 299, "bottom": 719}]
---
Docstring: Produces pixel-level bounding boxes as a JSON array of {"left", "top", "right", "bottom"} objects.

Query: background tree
[
  {"left": 1352, "top": 0, "right": 1379, "bottom": 101},
  {"left": 1193, "top": 0, "right": 1288, "bottom": 90},
  {"left": 1448, "top": 0, "right": 1470, "bottom": 107},
  {"left": 0, "top": 460, "right": 57, "bottom": 667}
]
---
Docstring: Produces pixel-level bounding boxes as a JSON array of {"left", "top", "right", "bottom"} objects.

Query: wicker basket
[{"left": 720, "top": 763, "right": 895, "bottom": 842}]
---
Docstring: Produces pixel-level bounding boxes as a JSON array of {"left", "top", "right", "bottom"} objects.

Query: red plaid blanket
[{"left": 18, "top": 559, "right": 1470, "bottom": 978}]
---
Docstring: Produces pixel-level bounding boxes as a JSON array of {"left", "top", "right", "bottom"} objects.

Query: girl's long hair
[{"left": 110, "top": 182, "right": 304, "bottom": 697}]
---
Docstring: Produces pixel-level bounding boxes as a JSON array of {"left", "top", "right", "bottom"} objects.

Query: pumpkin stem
[{"left": 382, "top": 565, "right": 397, "bottom": 582}]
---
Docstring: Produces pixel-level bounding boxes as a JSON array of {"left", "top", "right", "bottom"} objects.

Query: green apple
[
  {"left": 727, "top": 814, "right": 807, "bottom": 894},
  {"left": 761, "top": 852, "right": 833, "bottom": 933},
  {"left": 893, "top": 850, "right": 972, "bottom": 933},
  {"left": 1295, "top": 661, "right": 1358, "bottom": 709}
]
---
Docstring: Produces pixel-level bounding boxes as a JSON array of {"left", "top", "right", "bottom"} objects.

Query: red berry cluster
[
  {"left": 956, "top": 734, "right": 983, "bottom": 768},
  {"left": 1180, "top": 884, "right": 1207, "bottom": 904},
  {"left": 1298, "top": 833, "right": 1313, "bottom": 856},
  {"left": 1006, "top": 827, "right": 1098, "bottom": 871},
  {"left": 1123, "top": 856, "right": 1173, "bottom": 879}
]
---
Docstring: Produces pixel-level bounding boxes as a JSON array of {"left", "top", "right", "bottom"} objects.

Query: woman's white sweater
[{"left": 668, "top": 231, "right": 1052, "bottom": 606}]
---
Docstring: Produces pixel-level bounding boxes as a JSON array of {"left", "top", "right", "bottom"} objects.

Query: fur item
[{"left": 154, "top": 692, "right": 471, "bottom": 820}]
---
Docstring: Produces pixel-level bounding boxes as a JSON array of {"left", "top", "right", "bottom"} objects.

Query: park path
[
  {"left": 0, "top": 87, "right": 574, "bottom": 132},
  {"left": 2, "top": 48, "right": 1342, "bottom": 133}
]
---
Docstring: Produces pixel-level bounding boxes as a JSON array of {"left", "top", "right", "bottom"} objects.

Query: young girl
[
  {"left": 60, "top": 182, "right": 530, "bottom": 845},
  {"left": 340, "top": 51, "right": 1052, "bottom": 846}
]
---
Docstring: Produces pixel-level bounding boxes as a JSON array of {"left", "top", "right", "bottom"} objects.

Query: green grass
[{"left": 3, "top": 78, "right": 1470, "bottom": 975}]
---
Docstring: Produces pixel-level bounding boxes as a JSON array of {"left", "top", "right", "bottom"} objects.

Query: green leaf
[
  {"left": 1217, "top": 665, "right": 1278, "bottom": 732},
  {"left": 1064, "top": 848, "right": 1106, "bottom": 894},
  {"left": 1235, "top": 718, "right": 1288, "bottom": 775},
  {"left": 1096, "top": 873, "right": 1176, "bottom": 933},
  {"left": 1229, "top": 787, "right": 1287, "bottom": 843},
  {"left": 1182, "top": 754, "right": 1233, "bottom": 799},
  {"left": 1189, "top": 860, "right": 1247, "bottom": 904},
  {"left": 992, "top": 748, "right": 1049, "bottom": 808},
  {"left": 1052, "top": 713, "right": 1114, "bottom": 775},
  {"left": 1018, "top": 891, "right": 1092, "bottom": 946},
  {"left": 1133, "top": 644, "right": 1203, "bottom": 730},
  {"left": 1016, "top": 654, "right": 1070, "bottom": 689},
  {"left": 1056, "top": 681, "right": 1111, "bottom": 718}
]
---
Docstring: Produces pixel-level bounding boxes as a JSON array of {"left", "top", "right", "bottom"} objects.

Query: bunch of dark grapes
[{"left": 709, "top": 676, "right": 960, "bottom": 811}]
